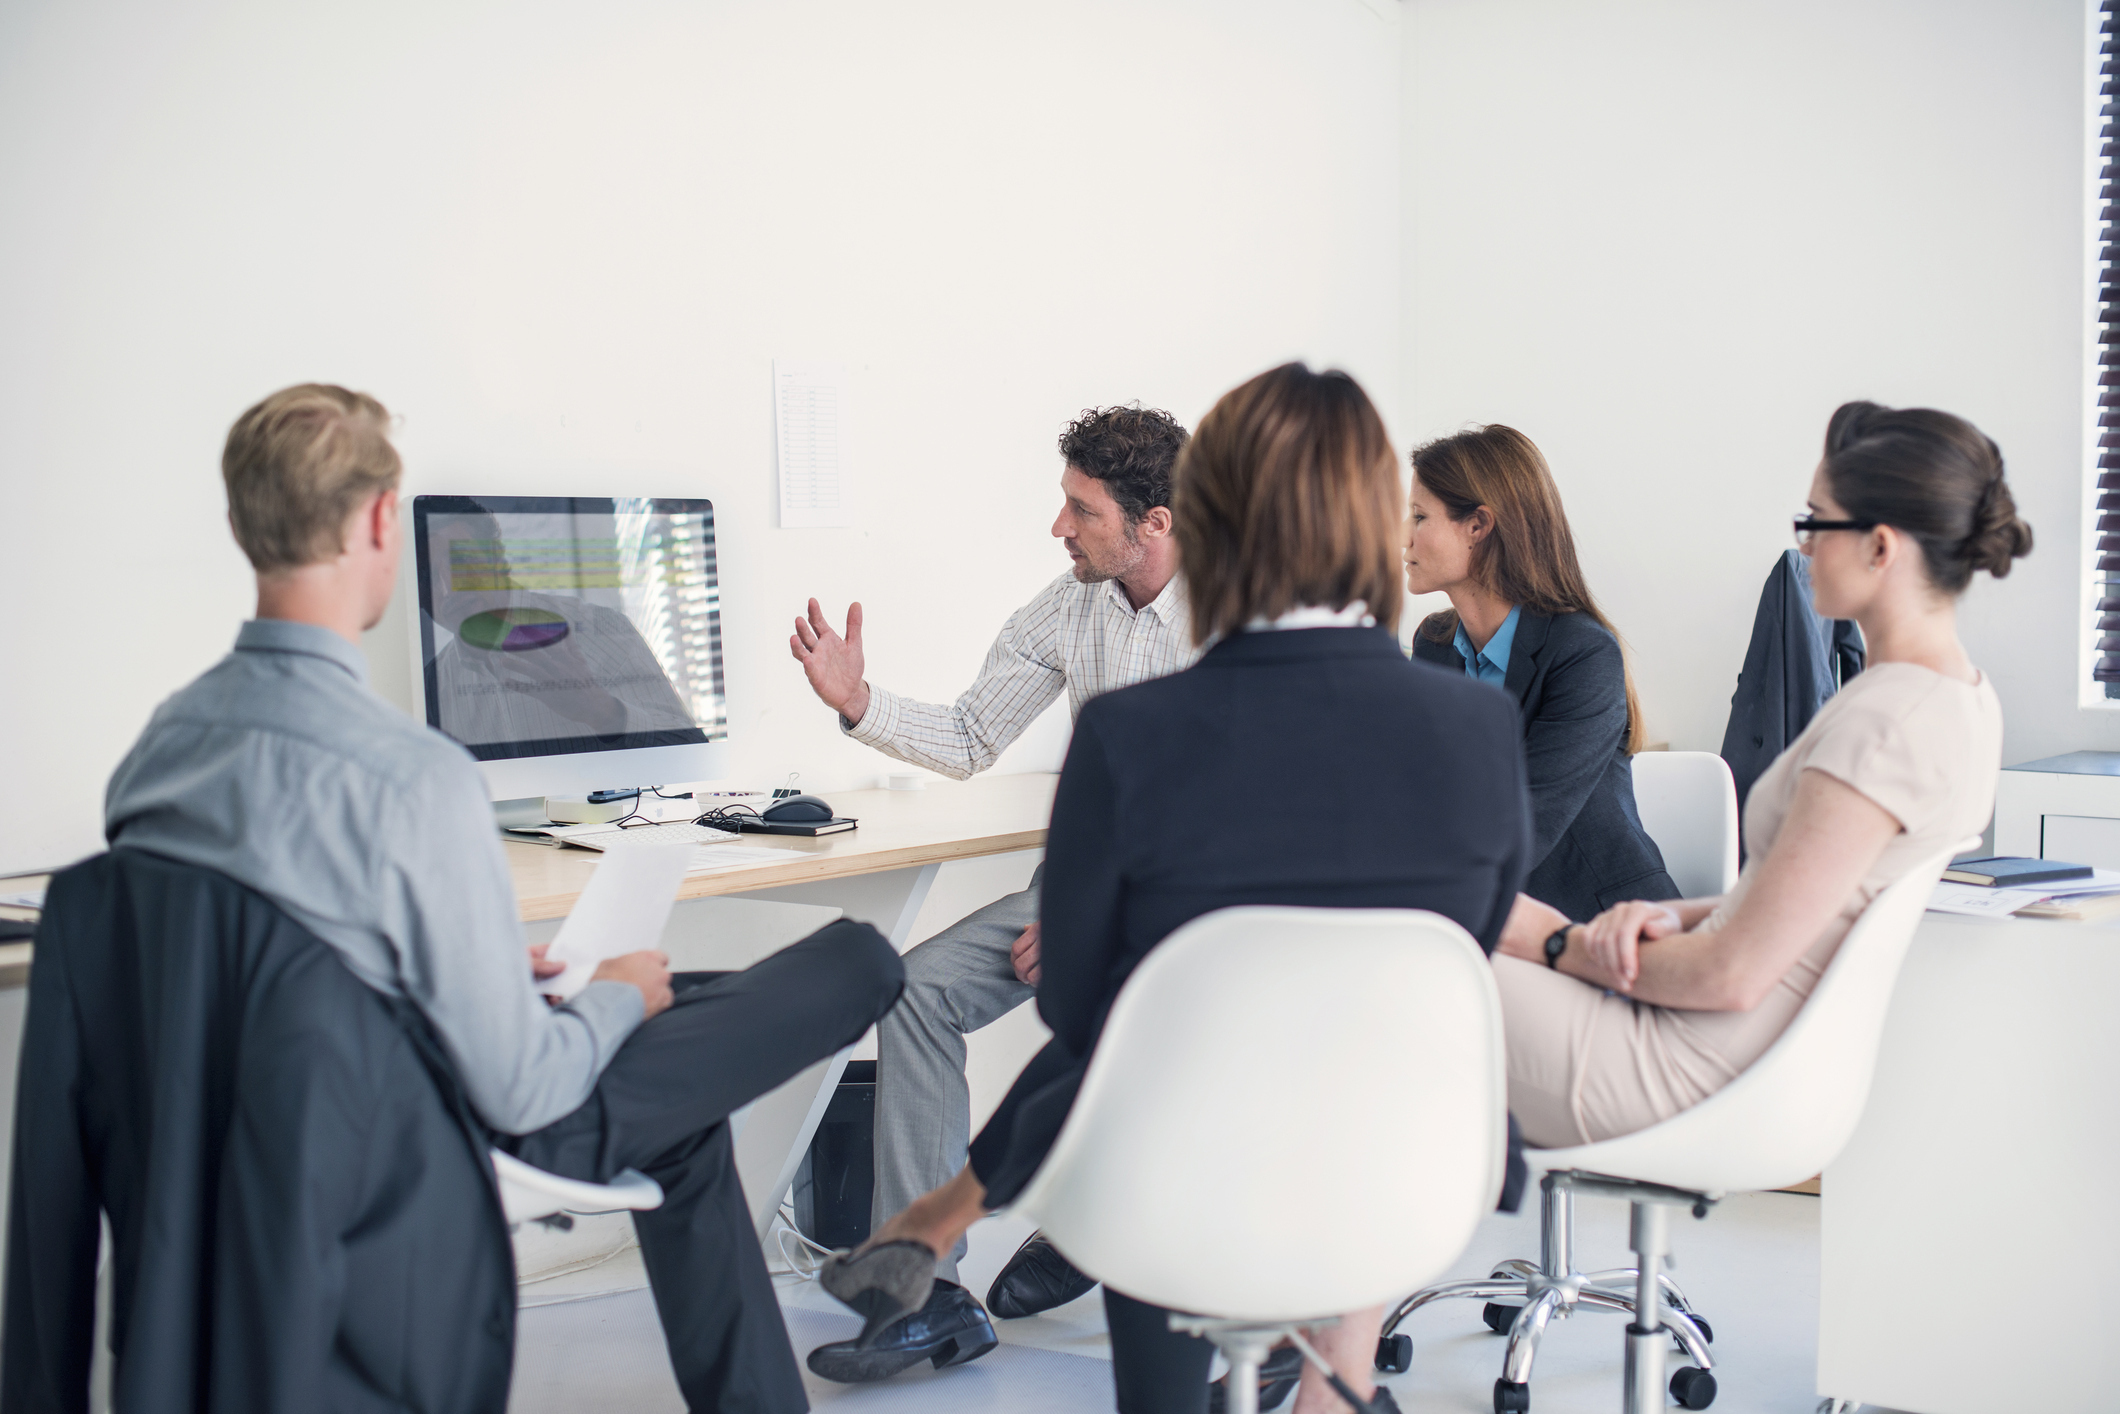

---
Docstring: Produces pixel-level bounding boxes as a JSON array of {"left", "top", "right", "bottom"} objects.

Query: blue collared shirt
[
  {"left": 1453, "top": 605, "right": 1522, "bottom": 686},
  {"left": 104, "top": 618, "right": 644, "bottom": 1134}
]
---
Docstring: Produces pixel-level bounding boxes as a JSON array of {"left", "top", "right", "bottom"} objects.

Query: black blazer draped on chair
[
  {"left": 1414, "top": 609, "right": 1676, "bottom": 922},
  {"left": 5, "top": 850, "right": 515, "bottom": 1414},
  {"left": 968, "top": 626, "right": 1534, "bottom": 1210},
  {"left": 1717, "top": 549, "right": 1865, "bottom": 816}
]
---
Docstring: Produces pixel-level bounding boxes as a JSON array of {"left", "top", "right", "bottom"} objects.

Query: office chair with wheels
[
  {"left": 1008, "top": 906, "right": 1508, "bottom": 1414},
  {"left": 1380, "top": 847, "right": 1954, "bottom": 1414},
  {"left": 1629, "top": 751, "right": 1740, "bottom": 897}
]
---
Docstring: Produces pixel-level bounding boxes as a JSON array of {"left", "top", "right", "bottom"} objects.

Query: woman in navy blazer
[
  {"left": 813, "top": 366, "right": 1535, "bottom": 1414},
  {"left": 1402, "top": 425, "right": 1676, "bottom": 922}
]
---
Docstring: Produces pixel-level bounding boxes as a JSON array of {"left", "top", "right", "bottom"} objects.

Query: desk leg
[
  {"left": 730, "top": 862, "right": 943, "bottom": 952},
  {"left": 728, "top": 861, "right": 943, "bottom": 1240}
]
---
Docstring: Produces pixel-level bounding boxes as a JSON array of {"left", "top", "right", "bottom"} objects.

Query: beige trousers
[{"left": 1493, "top": 954, "right": 1749, "bottom": 1150}]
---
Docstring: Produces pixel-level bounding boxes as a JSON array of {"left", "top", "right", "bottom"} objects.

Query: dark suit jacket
[
  {"left": 969, "top": 627, "right": 1534, "bottom": 1211},
  {"left": 1415, "top": 609, "right": 1677, "bottom": 921},
  {"left": 5, "top": 851, "right": 515, "bottom": 1414},
  {"left": 1718, "top": 549, "right": 1865, "bottom": 816}
]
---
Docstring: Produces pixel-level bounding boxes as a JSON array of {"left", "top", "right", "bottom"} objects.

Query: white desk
[
  {"left": 1993, "top": 750, "right": 2120, "bottom": 867},
  {"left": 1818, "top": 912, "right": 2120, "bottom": 1413}
]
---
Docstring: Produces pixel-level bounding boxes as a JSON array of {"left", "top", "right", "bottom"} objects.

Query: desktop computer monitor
[{"left": 410, "top": 494, "right": 731, "bottom": 804}]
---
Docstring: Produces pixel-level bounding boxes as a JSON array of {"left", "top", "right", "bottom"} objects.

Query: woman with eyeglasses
[
  {"left": 1402, "top": 425, "right": 1677, "bottom": 923},
  {"left": 1493, "top": 401, "right": 2030, "bottom": 1148}
]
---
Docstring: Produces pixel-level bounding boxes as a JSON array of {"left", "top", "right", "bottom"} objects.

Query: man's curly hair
[{"left": 1057, "top": 404, "right": 1189, "bottom": 527}]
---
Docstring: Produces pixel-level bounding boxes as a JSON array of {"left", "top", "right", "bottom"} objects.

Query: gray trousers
[{"left": 870, "top": 867, "right": 1042, "bottom": 1282}]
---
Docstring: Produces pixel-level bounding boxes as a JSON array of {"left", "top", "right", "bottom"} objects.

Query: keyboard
[{"left": 566, "top": 822, "right": 741, "bottom": 851}]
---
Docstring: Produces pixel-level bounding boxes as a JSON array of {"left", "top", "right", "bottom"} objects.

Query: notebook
[
  {"left": 728, "top": 817, "right": 858, "bottom": 837},
  {"left": 1938, "top": 857, "right": 2094, "bottom": 888}
]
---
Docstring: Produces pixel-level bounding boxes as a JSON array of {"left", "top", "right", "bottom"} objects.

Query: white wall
[
  {"left": 1402, "top": 0, "right": 2096, "bottom": 764},
  {"left": 0, "top": 0, "right": 1403, "bottom": 877},
  {"left": 15, "top": 0, "right": 2083, "bottom": 881}
]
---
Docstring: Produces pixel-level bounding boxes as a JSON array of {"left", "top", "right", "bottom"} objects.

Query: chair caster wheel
[
  {"left": 1493, "top": 1377, "right": 1530, "bottom": 1413},
  {"left": 1670, "top": 1365, "right": 1717, "bottom": 1409},
  {"left": 1481, "top": 1302, "right": 1521, "bottom": 1334},
  {"left": 1671, "top": 1313, "right": 1713, "bottom": 1350},
  {"left": 1373, "top": 1333, "right": 1412, "bottom": 1374}
]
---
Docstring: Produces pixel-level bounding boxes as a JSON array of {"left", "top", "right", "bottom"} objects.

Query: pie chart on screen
[{"left": 459, "top": 608, "right": 571, "bottom": 652}]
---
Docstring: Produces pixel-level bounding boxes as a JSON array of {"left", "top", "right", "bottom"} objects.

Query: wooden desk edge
[
  {"left": 514, "top": 827, "right": 1049, "bottom": 923},
  {"left": 0, "top": 828, "right": 1051, "bottom": 974}
]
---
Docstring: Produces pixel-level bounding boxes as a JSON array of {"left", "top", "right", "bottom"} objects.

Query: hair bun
[
  {"left": 1963, "top": 474, "right": 2034, "bottom": 578},
  {"left": 1824, "top": 400, "right": 1888, "bottom": 457}
]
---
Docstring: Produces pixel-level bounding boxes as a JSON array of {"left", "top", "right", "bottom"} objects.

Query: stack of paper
[
  {"left": 1927, "top": 867, "right": 2120, "bottom": 920},
  {"left": 2016, "top": 869, "right": 2120, "bottom": 921}
]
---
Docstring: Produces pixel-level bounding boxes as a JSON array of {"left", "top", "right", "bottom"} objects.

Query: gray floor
[{"left": 508, "top": 1188, "right": 1913, "bottom": 1413}]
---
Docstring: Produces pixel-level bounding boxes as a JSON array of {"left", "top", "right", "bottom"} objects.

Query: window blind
[{"left": 2098, "top": 4, "right": 2120, "bottom": 697}]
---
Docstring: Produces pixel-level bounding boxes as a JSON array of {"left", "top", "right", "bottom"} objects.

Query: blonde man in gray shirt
[
  {"left": 109, "top": 385, "right": 904, "bottom": 1414},
  {"left": 790, "top": 406, "right": 1198, "bottom": 1381}
]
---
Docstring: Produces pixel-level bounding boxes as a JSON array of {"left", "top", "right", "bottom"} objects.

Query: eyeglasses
[{"left": 1792, "top": 513, "right": 1877, "bottom": 549}]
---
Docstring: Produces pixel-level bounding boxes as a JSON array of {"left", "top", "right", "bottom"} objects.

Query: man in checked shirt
[{"left": 789, "top": 405, "right": 1198, "bottom": 1380}]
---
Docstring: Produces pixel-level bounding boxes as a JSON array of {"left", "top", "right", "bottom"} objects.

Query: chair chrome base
[
  {"left": 1381, "top": 1170, "right": 1720, "bottom": 1413},
  {"left": 1169, "top": 1314, "right": 1387, "bottom": 1414}
]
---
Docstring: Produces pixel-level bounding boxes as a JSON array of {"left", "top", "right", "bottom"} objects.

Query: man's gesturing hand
[
  {"left": 593, "top": 950, "right": 675, "bottom": 1021},
  {"left": 1010, "top": 922, "right": 1042, "bottom": 987},
  {"left": 790, "top": 598, "right": 871, "bottom": 725}
]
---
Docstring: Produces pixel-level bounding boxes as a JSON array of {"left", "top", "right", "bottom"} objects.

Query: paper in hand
[{"left": 541, "top": 843, "right": 694, "bottom": 1004}]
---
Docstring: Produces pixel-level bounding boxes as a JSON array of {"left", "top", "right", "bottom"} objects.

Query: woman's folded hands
[{"left": 1579, "top": 901, "right": 1683, "bottom": 991}]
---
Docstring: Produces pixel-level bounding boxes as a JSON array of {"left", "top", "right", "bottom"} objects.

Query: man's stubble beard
[{"left": 1068, "top": 523, "right": 1145, "bottom": 585}]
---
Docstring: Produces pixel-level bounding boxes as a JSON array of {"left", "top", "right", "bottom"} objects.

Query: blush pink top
[{"left": 1672, "top": 662, "right": 2004, "bottom": 1088}]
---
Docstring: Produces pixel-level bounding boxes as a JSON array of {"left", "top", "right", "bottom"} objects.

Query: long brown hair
[
  {"left": 1411, "top": 425, "right": 1646, "bottom": 753},
  {"left": 1175, "top": 364, "right": 1404, "bottom": 646}
]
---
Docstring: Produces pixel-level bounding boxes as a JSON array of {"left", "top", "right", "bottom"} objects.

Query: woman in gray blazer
[{"left": 1403, "top": 425, "right": 1676, "bottom": 923}]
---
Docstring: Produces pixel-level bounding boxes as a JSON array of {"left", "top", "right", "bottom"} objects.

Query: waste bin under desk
[{"left": 1817, "top": 912, "right": 2120, "bottom": 1414}]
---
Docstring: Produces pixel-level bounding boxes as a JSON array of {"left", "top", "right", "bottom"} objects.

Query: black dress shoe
[
  {"left": 806, "top": 1279, "right": 999, "bottom": 1383},
  {"left": 817, "top": 1238, "right": 940, "bottom": 1346},
  {"left": 1208, "top": 1344, "right": 1303, "bottom": 1413},
  {"left": 986, "top": 1230, "right": 1098, "bottom": 1319}
]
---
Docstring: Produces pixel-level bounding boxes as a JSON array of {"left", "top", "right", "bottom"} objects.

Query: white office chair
[
  {"left": 491, "top": 1148, "right": 665, "bottom": 1228},
  {"left": 1382, "top": 846, "right": 1955, "bottom": 1414},
  {"left": 1010, "top": 907, "right": 1508, "bottom": 1414},
  {"left": 1630, "top": 751, "right": 1740, "bottom": 898}
]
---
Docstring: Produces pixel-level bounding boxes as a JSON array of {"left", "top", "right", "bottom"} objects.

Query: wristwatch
[{"left": 1543, "top": 925, "right": 1573, "bottom": 970}]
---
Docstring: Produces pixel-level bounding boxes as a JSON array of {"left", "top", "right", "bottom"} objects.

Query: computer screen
[{"left": 411, "top": 495, "right": 728, "bottom": 766}]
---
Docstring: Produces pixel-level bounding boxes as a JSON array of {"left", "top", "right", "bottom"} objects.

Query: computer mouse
[{"left": 762, "top": 794, "right": 835, "bottom": 823}]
